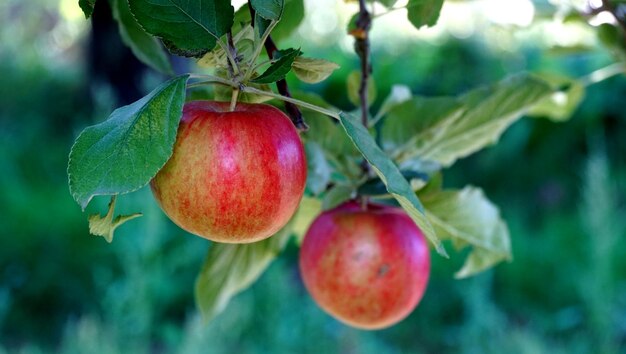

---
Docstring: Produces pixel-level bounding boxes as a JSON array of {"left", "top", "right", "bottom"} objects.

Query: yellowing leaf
[
  {"left": 88, "top": 196, "right": 142, "bottom": 243},
  {"left": 292, "top": 57, "right": 340, "bottom": 84}
]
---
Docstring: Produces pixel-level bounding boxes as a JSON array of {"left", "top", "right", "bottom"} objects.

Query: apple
[
  {"left": 299, "top": 201, "right": 430, "bottom": 330},
  {"left": 151, "top": 101, "right": 307, "bottom": 243}
]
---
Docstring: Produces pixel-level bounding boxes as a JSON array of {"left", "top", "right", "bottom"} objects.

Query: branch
[
  {"left": 248, "top": 6, "right": 308, "bottom": 131},
  {"left": 353, "top": 0, "right": 373, "bottom": 175}
]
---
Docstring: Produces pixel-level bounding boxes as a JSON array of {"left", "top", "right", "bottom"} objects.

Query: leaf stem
[
  {"left": 242, "top": 86, "right": 341, "bottom": 119},
  {"left": 580, "top": 62, "right": 626, "bottom": 87},
  {"left": 187, "top": 74, "right": 238, "bottom": 88},
  {"left": 187, "top": 74, "right": 339, "bottom": 120},
  {"left": 244, "top": 20, "right": 278, "bottom": 82}
]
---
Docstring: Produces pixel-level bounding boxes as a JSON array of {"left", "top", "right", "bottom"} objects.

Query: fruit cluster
[{"left": 152, "top": 101, "right": 431, "bottom": 329}]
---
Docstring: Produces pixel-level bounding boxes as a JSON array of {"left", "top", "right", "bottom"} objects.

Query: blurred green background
[{"left": 1, "top": 0, "right": 625, "bottom": 353}]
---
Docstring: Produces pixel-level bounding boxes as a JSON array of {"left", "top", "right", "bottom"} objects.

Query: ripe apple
[
  {"left": 151, "top": 101, "right": 307, "bottom": 243},
  {"left": 299, "top": 201, "right": 430, "bottom": 330}
]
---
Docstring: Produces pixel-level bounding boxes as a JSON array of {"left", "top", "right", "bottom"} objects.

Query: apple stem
[
  {"left": 354, "top": 0, "right": 373, "bottom": 177},
  {"left": 248, "top": 4, "right": 308, "bottom": 131},
  {"left": 230, "top": 88, "right": 239, "bottom": 112}
]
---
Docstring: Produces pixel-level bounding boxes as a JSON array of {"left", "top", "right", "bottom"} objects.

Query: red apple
[
  {"left": 151, "top": 101, "right": 307, "bottom": 243},
  {"left": 299, "top": 201, "right": 430, "bottom": 330}
]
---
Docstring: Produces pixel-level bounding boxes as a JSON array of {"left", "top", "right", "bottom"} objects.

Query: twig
[
  {"left": 353, "top": 0, "right": 373, "bottom": 177},
  {"left": 248, "top": 5, "right": 308, "bottom": 131}
]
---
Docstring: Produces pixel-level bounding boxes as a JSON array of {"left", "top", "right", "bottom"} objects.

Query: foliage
[
  {"left": 63, "top": 0, "right": 626, "bottom": 325},
  {"left": 2, "top": 0, "right": 626, "bottom": 350}
]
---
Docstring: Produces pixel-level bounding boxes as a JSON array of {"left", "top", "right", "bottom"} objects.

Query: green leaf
[
  {"left": 195, "top": 218, "right": 294, "bottom": 322},
  {"left": 338, "top": 112, "right": 446, "bottom": 256},
  {"left": 296, "top": 93, "right": 361, "bottom": 182},
  {"left": 251, "top": 0, "right": 284, "bottom": 20},
  {"left": 251, "top": 48, "right": 301, "bottom": 84},
  {"left": 110, "top": 0, "right": 173, "bottom": 75},
  {"left": 298, "top": 93, "right": 357, "bottom": 158},
  {"left": 421, "top": 187, "right": 512, "bottom": 278},
  {"left": 305, "top": 141, "right": 331, "bottom": 195},
  {"left": 322, "top": 185, "right": 354, "bottom": 210},
  {"left": 347, "top": 70, "right": 377, "bottom": 107},
  {"left": 293, "top": 197, "right": 322, "bottom": 243},
  {"left": 385, "top": 73, "right": 553, "bottom": 168},
  {"left": 79, "top": 0, "right": 97, "bottom": 18},
  {"left": 88, "top": 196, "right": 142, "bottom": 243},
  {"left": 407, "top": 0, "right": 444, "bottom": 30},
  {"left": 527, "top": 73, "right": 584, "bottom": 122},
  {"left": 292, "top": 57, "right": 340, "bottom": 84},
  {"left": 372, "top": 84, "right": 412, "bottom": 125},
  {"left": 381, "top": 96, "right": 463, "bottom": 153},
  {"left": 271, "top": 0, "right": 304, "bottom": 42},
  {"left": 68, "top": 75, "right": 189, "bottom": 209},
  {"left": 128, "top": 0, "right": 234, "bottom": 57},
  {"left": 358, "top": 171, "right": 428, "bottom": 198},
  {"left": 378, "top": 0, "right": 399, "bottom": 8}
]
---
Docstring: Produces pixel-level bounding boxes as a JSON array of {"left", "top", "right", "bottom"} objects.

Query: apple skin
[
  {"left": 151, "top": 101, "right": 307, "bottom": 243},
  {"left": 299, "top": 201, "right": 430, "bottom": 330}
]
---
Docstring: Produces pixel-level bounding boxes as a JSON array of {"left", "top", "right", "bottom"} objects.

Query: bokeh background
[{"left": 1, "top": 0, "right": 625, "bottom": 353}]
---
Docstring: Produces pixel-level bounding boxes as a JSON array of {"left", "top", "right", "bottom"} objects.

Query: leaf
[
  {"left": 195, "top": 217, "right": 295, "bottom": 322},
  {"left": 296, "top": 92, "right": 361, "bottom": 183},
  {"left": 305, "top": 141, "right": 331, "bottom": 195},
  {"left": 347, "top": 71, "right": 377, "bottom": 107},
  {"left": 378, "top": 0, "right": 399, "bottom": 7},
  {"left": 128, "top": 0, "right": 234, "bottom": 57},
  {"left": 322, "top": 185, "right": 354, "bottom": 210},
  {"left": 407, "top": 0, "right": 444, "bottom": 30},
  {"left": 372, "top": 84, "right": 412, "bottom": 124},
  {"left": 271, "top": 0, "right": 304, "bottom": 42},
  {"left": 293, "top": 197, "right": 322, "bottom": 243},
  {"left": 338, "top": 112, "right": 446, "bottom": 256},
  {"left": 110, "top": 0, "right": 173, "bottom": 75},
  {"left": 197, "top": 26, "right": 254, "bottom": 69},
  {"left": 421, "top": 187, "right": 512, "bottom": 278},
  {"left": 251, "top": 48, "right": 301, "bottom": 84},
  {"left": 381, "top": 96, "right": 463, "bottom": 153},
  {"left": 68, "top": 75, "right": 189, "bottom": 209},
  {"left": 79, "top": 0, "right": 97, "bottom": 18},
  {"left": 297, "top": 93, "right": 356, "bottom": 158},
  {"left": 251, "top": 0, "right": 284, "bottom": 20},
  {"left": 88, "top": 196, "right": 142, "bottom": 243},
  {"left": 292, "top": 57, "right": 340, "bottom": 84},
  {"left": 358, "top": 171, "right": 428, "bottom": 198},
  {"left": 385, "top": 73, "right": 553, "bottom": 168},
  {"left": 526, "top": 73, "right": 584, "bottom": 122},
  {"left": 254, "top": 13, "right": 272, "bottom": 42}
]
